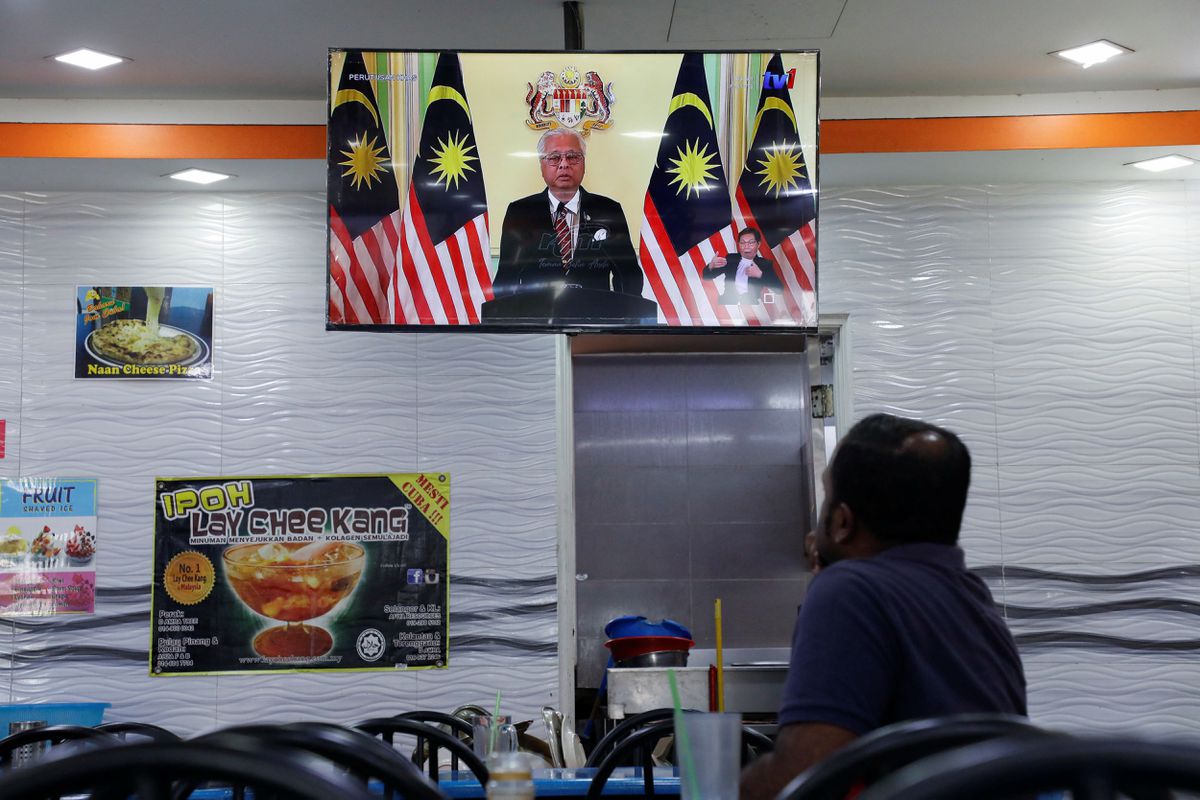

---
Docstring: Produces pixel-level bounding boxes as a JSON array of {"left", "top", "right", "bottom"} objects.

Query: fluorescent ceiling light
[
  {"left": 1125, "top": 154, "right": 1197, "bottom": 173},
  {"left": 621, "top": 131, "right": 666, "bottom": 139},
  {"left": 166, "top": 168, "right": 234, "bottom": 185},
  {"left": 1051, "top": 40, "right": 1130, "bottom": 69},
  {"left": 53, "top": 48, "right": 127, "bottom": 71}
]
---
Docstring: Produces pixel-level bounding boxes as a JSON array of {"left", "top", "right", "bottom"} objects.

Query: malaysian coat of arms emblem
[{"left": 525, "top": 66, "right": 615, "bottom": 135}]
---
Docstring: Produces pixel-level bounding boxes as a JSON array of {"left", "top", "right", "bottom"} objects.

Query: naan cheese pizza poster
[
  {"left": 75, "top": 286, "right": 214, "bottom": 380},
  {"left": 150, "top": 474, "right": 449, "bottom": 676},
  {"left": 0, "top": 478, "right": 98, "bottom": 616}
]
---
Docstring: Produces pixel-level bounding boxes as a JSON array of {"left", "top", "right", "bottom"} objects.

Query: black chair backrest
[
  {"left": 777, "top": 713, "right": 1047, "bottom": 800},
  {"left": 585, "top": 708, "right": 675, "bottom": 768},
  {"left": 857, "top": 735, "right": 1200, "bottom": 800},
  {"left": 0, "top": 724, "right": 116, "bottom": 768},
  {"left": 394, "top": 711, "right": 474, "bottom": 771},
  {"left": 95, "top": 722, "right": 181, "bottom": 743},
  {"left": 355, "top": 716, "right": 488, "bottom": 786},
  {"left": 585, "top": 716, "right": 770, "bottom": 799},
  {"left": 0, "top": 740, "right": 377, "bottom": 800},
  {"left": 194, "top": 723, "right": 447, "bottom": 800},
  {"left": 742, "top": 726, "right": 775, "bottom": 764},
  {"left": 395, "top": 710, "right": 474, "bottom": 739}
]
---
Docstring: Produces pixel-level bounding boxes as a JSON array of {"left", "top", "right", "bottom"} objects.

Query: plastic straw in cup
[
  {"left": 489, "top": 690, "right": 502, "bottom": 754},
  {"left": 668, "top": 669, "right": 700, "bottom": 799}
]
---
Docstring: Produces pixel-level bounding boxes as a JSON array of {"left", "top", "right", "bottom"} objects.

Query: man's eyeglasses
[{"left": 541, "top": 152, "right": 584, "bottom": 166}]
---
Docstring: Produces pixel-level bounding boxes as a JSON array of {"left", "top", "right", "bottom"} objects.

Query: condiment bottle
[{"left": 486, "top": 751, "right": 535, "bottom": 799}]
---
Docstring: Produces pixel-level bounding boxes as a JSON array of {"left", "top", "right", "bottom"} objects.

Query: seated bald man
[{"left": 740, "top": 413, "right": 1026, "bottom": 800}]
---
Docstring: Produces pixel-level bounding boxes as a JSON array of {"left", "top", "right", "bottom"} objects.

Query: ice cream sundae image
[
  {"left": 31, "top": 525, "right": 62, "bottom": 563},
  {"left": 222, "top": 540, "right": 365, "bottom": 659},
  {"left": 66, "top": 525, "right": 95, "bottom": 564}
]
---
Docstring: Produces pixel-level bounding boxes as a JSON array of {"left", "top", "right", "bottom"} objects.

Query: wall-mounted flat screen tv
[{"left": 327, "top": 49, "right": 817, "bottom": 332}]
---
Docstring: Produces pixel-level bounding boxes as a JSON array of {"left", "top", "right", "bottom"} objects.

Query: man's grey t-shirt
[{"left": 778, "top": 542, "right": 1026, "bottom": 734}]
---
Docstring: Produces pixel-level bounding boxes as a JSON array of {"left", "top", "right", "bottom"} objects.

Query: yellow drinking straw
[{"left": 715, "top": 598, "right": 725, "bottom": 712}]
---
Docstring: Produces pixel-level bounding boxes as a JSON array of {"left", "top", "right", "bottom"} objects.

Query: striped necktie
[{"left": 554, "top": 202, "right": 572, "bottom": 266}]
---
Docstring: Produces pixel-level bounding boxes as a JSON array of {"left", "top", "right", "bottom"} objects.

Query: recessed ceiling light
[
  {"left": 166, "top": 168, "right": 234, "bottom": 185},
  {"left": 52, "top": 48, "right": 128, "bottom": 71},
  {"left": 1125, "top": 154, "right": 1197, "bottom": 173},
  {"left": 1051, "top": 40, "right": 1131, "bottom": 69}
]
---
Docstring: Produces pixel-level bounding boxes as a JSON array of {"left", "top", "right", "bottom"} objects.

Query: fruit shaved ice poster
[
  {"left": 151, "top": 474, "right": 449, "bottom": 676},
  {"left": 0, "top": 478, "right": 98, "bottom": 616}
]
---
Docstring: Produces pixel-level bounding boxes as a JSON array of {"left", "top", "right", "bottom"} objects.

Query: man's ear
[{"left": 829, "top": 501, "right": 855, "bottom": 544}]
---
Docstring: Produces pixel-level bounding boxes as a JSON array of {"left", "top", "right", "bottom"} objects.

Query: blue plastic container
[
  {"left": 604, "top": 615, "right": 692, "bottom": 640},
  {"left": 0, "top": 702, "right": 110, "bottom": 734}
]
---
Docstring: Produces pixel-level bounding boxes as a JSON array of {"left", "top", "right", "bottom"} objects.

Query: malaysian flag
[
  {"left": 395, "top": 53, "right": 492, "bottom": 325},
  {"left": 641, "top": 53, "right": 769, "bottom": 326},
  {"left": 328, "top": 50, "right": 400, "bottom": 325},
  {"left": 733, "top": 53, "right": 817, "bottom": 325}
]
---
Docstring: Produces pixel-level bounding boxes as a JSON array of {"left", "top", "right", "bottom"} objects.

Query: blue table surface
[{"left": 439, "top": 767, "right": 681, "bottom": 797}]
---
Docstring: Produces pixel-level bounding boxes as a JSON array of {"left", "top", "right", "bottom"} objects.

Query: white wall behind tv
[
  {"left": 4, "top": 179, "right": 1199, "bottom": 739},
  {"left": 0, "top": 191, "right": 560, "bottom": 731},
  {"left": 820, "top": 180, "right": 1200, "bottom": 738}
]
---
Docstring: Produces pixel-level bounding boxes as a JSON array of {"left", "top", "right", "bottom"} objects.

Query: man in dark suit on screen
[
  {"left": 491, "top": 129, "right": 645, "bottom": 310},
  {"left": 703, "top": 227, "right": 782, "bottom": 305}
]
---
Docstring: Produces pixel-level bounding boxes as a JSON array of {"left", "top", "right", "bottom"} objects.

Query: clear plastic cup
[
  {"left": 678, "top": 712, "right": 742, "bottom": 800},
  {"left": 472, "top": 714, "right": 518, "bottom": 760}
]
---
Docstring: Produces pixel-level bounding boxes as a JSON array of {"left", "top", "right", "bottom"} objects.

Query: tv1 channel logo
[{"left": 762, "top": 68, "right": 797, "bottom": 90}]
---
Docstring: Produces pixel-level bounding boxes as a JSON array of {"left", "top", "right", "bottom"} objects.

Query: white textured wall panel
[
  {"left": 0, "top": 194, "right": 21, "bottom": 284},
  {"left": 3, "top": 191, "right": 561, "bottom": 731},
  {"left": 997, "top": 465, "right": 1200, "bottom": 570},
  {"left": 92, "top": 488, "right": 156, "bottom": 596},
  {"left": 213, "top": 672, "right": 417, "bottom": 729},
  {"left": 0, "top": 276, "right": 21, "bottom": 478},
  {"left": 221, "top": 281, "right": 419, "bottom": 380},
  {"left": 220, "top": 377, "right": 419, "bottom": 473},
  {"left": 20, "top": 379, "right": 225, "bottom": 475},
  {"left": 853, "top": 371, "right": 999, "bottom": 465},
  {"left": 0, "top": 282, "right": 21, "bottom": 357},
  {"left": 22, "top": 193, "right": 225, "bottom": 283},
  {"left": 20, "top": 283, "right": 85, "bottom": 373},
  {"left": 998, "top": 574, "right": 1200, "bottom": 607},
  {"left": 824, "top": 180, "right": 1200, "bottom": 738},
  {"left": 1024, "top": 653, "right": 1200, "bottom": 740},
  {"left": 415, "top": 333, "right": 557, "bottom": 379},
  {"left": 416, "top": 663, "right": 559, "bottom": 715},
  {"left": 220, "top": 194, "right": 327, "bottom": 285},
  {"left": 985, "top": 184, "right": 1191, "bottom": 263},
  {"left": 957, "top": 465, "right": 1002, "bottom": 568},
  {"left": 12, "top": 661, "right": 220, "bottom": 731}
]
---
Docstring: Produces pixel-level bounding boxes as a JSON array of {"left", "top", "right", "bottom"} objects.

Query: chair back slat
[
  {"left": 355, "top": 716, "right": 488, "bottom": 786},
  {"left": 777, "top": 713, "right": 1045, "bottom": 800},
  {"left": 0, "top": 740, "right": 378, "bottom": 800}
]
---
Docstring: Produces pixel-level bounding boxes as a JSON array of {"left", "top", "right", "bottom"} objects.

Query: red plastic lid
[{"left": 605, "top": 635, "right": 694, "bottom": 662}]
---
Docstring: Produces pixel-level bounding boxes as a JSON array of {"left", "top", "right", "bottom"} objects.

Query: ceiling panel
[
  {"left": 0, "top": 0, "right": 1195, "bottom": 100},
  {"left": 666, "top": 0, "right": 846, "bottom": 42}
]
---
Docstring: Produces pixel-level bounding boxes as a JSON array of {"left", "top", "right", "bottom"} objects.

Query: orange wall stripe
[
  {"left": 823, "top": 110, "right": 1200, "bottom": 154},
  {"left": 0, "top": 123, "right": 325, "bottom": 159},
  {"left": 2, "top": 111, "right": 1199, "bottom": 159}
]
